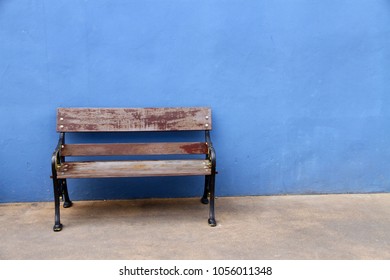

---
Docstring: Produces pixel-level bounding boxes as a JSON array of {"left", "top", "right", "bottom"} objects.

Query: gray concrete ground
[{"left": 1, "top": 194, "right": 390, "bottom": 260}]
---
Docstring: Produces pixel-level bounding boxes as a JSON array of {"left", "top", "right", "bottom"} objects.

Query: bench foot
[
  {"left": 63, "top": 201, "right": 73, "bottom": 208},
  {"left": 53, "top": 223, "right": 63, "bottom": 232},
  {"left": 208, "top": 218, "right": 217, "bottom": 227},
  {"left": 200, "top": 196, "right": 209, "bottom": 204}
]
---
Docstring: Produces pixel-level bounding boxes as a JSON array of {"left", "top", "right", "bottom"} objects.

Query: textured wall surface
[{"left": 0, "top": 0, "right": 389, "bottom": 202}]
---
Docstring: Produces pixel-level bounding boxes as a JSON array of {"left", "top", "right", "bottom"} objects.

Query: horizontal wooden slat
[
  {"left": 57, "top": 107, "right": 212, "bottom": 132},
  {"left": 61, "top": 142, "right": 209, "bottom": 156},
  {"left": 57, "top": 160, "right": 212, "bottom": 178}
]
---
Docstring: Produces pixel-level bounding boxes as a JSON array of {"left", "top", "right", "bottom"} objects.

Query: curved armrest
[
  {"left": 205, "top": 131, "right": 216, "bottom": 173},
  {"left": 51, "top": 133, "right": 64, "bottom": 176}
]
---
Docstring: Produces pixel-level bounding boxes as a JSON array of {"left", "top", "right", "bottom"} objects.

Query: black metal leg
[
  {"left": 208, "top": 174, "right": 216, "bottom": 227},
  {"left": 61, "top": 179, "right": 73, "bottom": 208},
  {"left": 201, "top": 175, "right": 210, "bottom": 204},
  {"left": 53, "top": 179, "right": 63, "bottom": 232}
]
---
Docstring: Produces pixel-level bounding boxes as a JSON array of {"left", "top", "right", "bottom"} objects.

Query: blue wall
[{"left": 1, "top": 0, "right": 389, "bottom": 203}]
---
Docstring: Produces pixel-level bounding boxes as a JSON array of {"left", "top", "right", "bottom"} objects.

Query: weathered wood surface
[
  {"left": 57, "top": 107, "right": 212, "bottom": 132},
  {"left": 57, "top": 160, "right": 212, "bottom": 178},
  {"left": 61, "top": 142, "right": 209, "bottom": 156}
]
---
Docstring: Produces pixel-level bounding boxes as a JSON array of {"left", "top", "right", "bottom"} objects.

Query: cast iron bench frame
[{"left": 51, "top": 107, "right": 217, "bottom": 231}]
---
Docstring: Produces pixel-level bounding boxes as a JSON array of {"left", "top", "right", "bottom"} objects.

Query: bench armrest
[
  {"left": 51, "top": 133, "right": 64, "bottom": 176},
  {"left": 205, "top": 131, "right": 216, "bottom": 172}
]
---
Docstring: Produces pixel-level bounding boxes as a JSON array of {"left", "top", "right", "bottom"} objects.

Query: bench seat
[{"left": 57, "top": 159, "right": 212, "bottom": 179}]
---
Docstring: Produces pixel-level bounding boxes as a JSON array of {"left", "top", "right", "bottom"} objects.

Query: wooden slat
[
  {"left": 57, "top": 107, "right": 212, "bottom": 132},
  {"left": 61, "top": 142, "right": 209, "bottom": 156},
  {"left": 57, "top": 160, "right": 212, "bottom": 178}
]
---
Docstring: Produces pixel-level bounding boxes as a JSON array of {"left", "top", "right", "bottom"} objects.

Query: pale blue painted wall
[{"left": 0, "top": 0, "right": 389, "bottom": 202}]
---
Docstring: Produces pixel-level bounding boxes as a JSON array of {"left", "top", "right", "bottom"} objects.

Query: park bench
[{"left": 51, "top": 107, "right": 217, "bottom": 231}]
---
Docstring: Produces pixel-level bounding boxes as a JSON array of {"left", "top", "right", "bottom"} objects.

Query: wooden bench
[{"left": 51, "top": 107, "right": 217, "bottom": 231}]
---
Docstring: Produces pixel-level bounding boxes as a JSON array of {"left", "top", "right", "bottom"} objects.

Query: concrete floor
[{"left": 1, "top": 194, "right": 390, "bottom": 260}]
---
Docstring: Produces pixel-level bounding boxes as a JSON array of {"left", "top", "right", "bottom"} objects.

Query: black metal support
[
  {"left": 51, "top": 133, "right": 65, "bottom": 232},
  {"left": 60, "top": 179, "right": 73, "bottom": 208},
  {"left": 201, "top": 175, "right": 210, "bottom": 204},
  {"left": 208, "top": 172, "right": 216, "bottom": 226},
  {"left": 57, "top": 133, "right": 73, "bottom": 208},
  {"left": 52, "top": 178, "right": 62, "bottom": 231},
  {"left": 204, "top": 130, "right": 217, "bottom": 226}
]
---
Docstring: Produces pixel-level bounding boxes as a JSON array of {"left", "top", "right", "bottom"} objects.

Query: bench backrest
[
  {"left": 57, "top": 107, "right": 211, "bottom": 132},
  {"left": 56, "top": 107, "right": 212, "bottom": 157}
]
